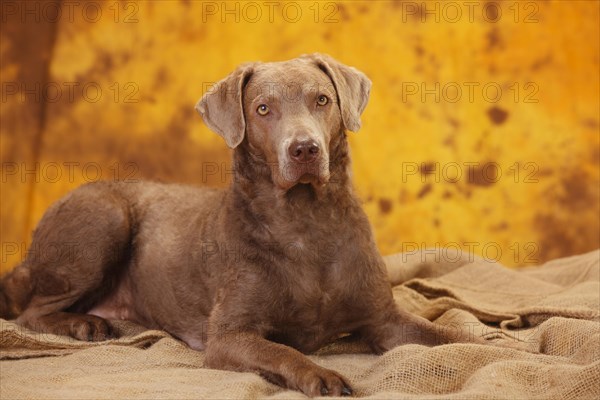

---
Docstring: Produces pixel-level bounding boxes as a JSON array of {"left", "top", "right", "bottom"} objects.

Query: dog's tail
[{"left": 0, "top": 263, "right": 32, "bottom": 319}]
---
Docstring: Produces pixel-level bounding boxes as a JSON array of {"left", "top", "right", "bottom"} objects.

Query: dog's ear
[
  {"left": 306, "top": 53, "right": 371, "bottom": 132},
  {"left": 195, "top": 63, "right": 255, "bottom": 148}
]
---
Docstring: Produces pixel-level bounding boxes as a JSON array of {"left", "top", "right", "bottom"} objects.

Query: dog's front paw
[
  {"left": 296, "top": 366, "right": 353, "bottom": 397},
  {"left": 67, "top": 314, "right": 115, "bottom": 342}
]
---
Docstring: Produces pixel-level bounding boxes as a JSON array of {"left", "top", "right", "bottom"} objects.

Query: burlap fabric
[{"left": 1, "top": 250, "right": 599, "bottom": 399}]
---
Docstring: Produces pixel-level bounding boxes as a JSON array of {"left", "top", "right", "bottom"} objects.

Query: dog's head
[{"left": 196, "top": 53, "right": 371, "bottom": 191}]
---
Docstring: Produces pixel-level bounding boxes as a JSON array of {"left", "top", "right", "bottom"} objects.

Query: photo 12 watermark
[
  {"left": 1, "top": 82, "right": 139, "bottom": 104},
  {"left": 401, "top": 82, "right": 539, "bottom": 104},
  {"left": 200, "top": 80, "right": 339, "bottom": 105},
  {"left": 1, "top": 162, "right": 139, "bottom": 184},
  {"left": 199, "top": 1, "right": 341, "bottom": 23},
  {"left": 399, "top": 1, "right": 539, "bottom": 23},
  {"left": 402, "top": 161, "right": 540, "bottom": 185},
  {"left": 399, "top": 241, "right": 540, "bottom": 264},
  {"left": 1, "top": 1, "right": 140, "bottom": 24}
]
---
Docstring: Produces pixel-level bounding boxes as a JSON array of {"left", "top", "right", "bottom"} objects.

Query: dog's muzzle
[{"left": 278, "top": 139, "right": 330, "bottom": 189}]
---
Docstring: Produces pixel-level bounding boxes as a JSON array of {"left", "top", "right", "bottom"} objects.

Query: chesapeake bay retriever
[{"left": 1, "top": 54, "right": 486, "bottom": 396}]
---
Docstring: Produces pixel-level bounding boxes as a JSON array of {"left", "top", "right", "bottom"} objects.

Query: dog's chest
[
  {"left": 268, "top": 256, "right": 371, "bottom": 352},
  {"left": 248, "top": 198, "right": 383, "bottom": 351}
]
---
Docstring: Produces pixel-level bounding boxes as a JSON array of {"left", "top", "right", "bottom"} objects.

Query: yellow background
[{"left": 1, "top": 0, "right": 599, "bottom": 273}]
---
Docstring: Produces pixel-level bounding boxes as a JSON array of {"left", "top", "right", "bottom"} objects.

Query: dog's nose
[{"left": 288, "top": 140, "right": 320, "bottom": 163}]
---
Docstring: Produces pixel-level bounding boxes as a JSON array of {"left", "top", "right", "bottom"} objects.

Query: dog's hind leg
[{"left": 0, "top": 182, "right": 132, "bottom": 341}]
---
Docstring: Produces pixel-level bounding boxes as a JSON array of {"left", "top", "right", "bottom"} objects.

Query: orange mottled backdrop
[{"left": 1, "top": 0, "right": 599, "bottom": 273}]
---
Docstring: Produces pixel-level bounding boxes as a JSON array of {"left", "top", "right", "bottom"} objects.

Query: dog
[{"left": 1, "top": 54, "right": 487, "bottom": 397}]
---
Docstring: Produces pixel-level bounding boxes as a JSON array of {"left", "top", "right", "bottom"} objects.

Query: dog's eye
[
  {"left": 257, "top": 104, "right": 270, "bottom": 116},
  {"left": 317, "top": 95, "right": 328, "bottom": 106}
]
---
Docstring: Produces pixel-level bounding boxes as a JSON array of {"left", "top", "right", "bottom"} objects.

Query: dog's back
[{"left": 0, "top": 180, "right": 224, "bottom": 326}]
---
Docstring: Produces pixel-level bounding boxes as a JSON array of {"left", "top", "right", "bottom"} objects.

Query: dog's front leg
[
  {"left": 362, "top": 307, "right": 484, "bottom": 354},
  {"left": 204, "top": 330, "right": 352, "bottom": 397}
]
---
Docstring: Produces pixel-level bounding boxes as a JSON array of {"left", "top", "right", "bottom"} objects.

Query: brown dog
[{"left": 1, "top": 54, "right": 484, "bottom": 397}]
